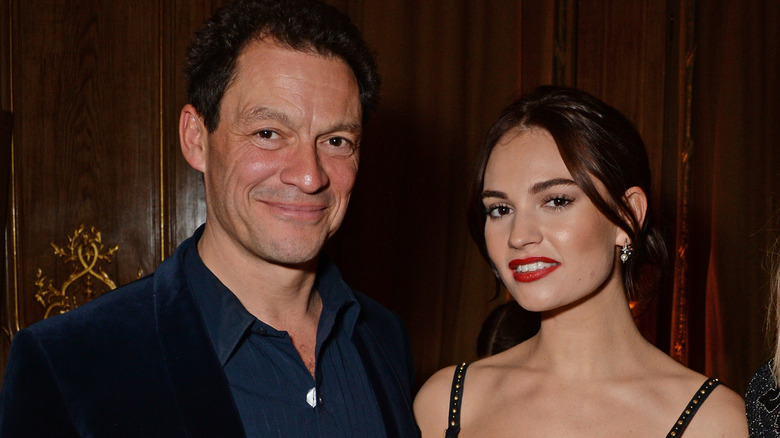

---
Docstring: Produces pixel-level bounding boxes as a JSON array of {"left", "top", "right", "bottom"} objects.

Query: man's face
[{"left": 197, "top": 39, "right": 362, "bottom": 268}]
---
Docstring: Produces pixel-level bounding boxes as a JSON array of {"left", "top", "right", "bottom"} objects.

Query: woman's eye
[
  {"left": 486, "top": 204, "right": 512, "bottom": 218},
  {"left": 543, "top": 196, "right": 573, "bottom": 209}
]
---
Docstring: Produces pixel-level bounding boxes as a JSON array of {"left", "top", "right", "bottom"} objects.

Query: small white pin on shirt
[{"left": 306, "top": 387, "right": 317, "bottom": 408}]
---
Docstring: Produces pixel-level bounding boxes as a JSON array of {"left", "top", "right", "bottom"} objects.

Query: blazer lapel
[
  {"left": 153, "top": 254, "right": 246, "bottom": 437},
  {"left": 353, "top": 321, "right": 419, "bottom": 438}
]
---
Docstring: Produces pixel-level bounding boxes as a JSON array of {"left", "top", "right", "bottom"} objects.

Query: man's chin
[
  {"left": 259, "top": 255, "right": 320, "bottom": 274},
  {"left": 254, "top": 241, "right": 326, "bottom": 269}
]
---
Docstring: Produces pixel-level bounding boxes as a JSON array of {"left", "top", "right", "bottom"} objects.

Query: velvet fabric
[{"left": 0, "top": 235, "right": 418, "bottom": 437}]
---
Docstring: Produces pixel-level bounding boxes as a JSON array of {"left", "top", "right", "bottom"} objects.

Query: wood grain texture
[
  {"left": 11, "top": 0, "right": 161, "bottom": 325},
  {"left": 0, "top": 110, "right": 11, "bottom": 380},
  {"left": 163, "top": 0, "right": 230, "bottom": 256},
  {"left": 0, "top": 0, "right": 9, "bottom": 110},
  {"left": 0, "top": 0, "right": 774, "bottom": 396}
]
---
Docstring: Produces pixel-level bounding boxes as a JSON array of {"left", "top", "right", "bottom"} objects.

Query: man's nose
[{"left": 279, "top": 143, "right": 329, "bottom": 193}]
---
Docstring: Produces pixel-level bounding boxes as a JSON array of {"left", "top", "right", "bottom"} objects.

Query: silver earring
[{"left": 620, "top": 241, "right": 633, "bottom": 263}]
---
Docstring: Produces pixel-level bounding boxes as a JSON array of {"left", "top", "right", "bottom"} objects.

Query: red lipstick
[{"left": 508, "top": 257, "right": 560, "bottom": 283}]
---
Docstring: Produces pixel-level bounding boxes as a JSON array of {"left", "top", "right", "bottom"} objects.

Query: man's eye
[
  {"left": 328, "top": 137, "right": 348, "bottom": 147},
  {"left": 256, "top": 130, "right": 277, "bottom": 139},
  {"left": 322, "top": 136, "right": 357, "bottom": 156}
]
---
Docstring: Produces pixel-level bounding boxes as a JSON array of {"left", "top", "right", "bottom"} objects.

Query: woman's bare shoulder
[
  {"left": 684, "top": 381, "right": 748, "bottom": 437},
  {"left": 414, "top": 364, "right": 460, "bottom": 437}
]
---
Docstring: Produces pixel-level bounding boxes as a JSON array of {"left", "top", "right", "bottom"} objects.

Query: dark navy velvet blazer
[{"left": 0, "top": 239, "right": 418, "bottom": 437}]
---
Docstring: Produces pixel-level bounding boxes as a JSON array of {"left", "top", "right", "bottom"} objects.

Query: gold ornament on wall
[{"left": 35, "top": 225, "right": 119, "bottom": 318}]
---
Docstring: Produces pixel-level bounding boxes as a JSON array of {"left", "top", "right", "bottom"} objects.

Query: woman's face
[{"left": 482, "top": 128, "right": 627, "bottom": 312}]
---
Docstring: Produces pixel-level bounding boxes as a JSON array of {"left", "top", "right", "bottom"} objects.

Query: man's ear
[
  {"left": 616, "top": 186, "right": 648, "bottom": 245},
  {"left": 179, "top": 104, "right": 208, "bottom": 172}
]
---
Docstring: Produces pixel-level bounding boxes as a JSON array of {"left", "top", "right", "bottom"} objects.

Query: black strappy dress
[{"left": 444, "top": 362, "right": 721, "bottom": 438}]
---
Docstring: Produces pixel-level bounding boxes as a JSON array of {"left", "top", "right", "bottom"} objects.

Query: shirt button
[{"left": 306, "top": 387, "right": 317, "bottom": 408}]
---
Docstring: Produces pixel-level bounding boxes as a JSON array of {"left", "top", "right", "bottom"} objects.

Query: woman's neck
[{"left": 522, "top": 285, "right": 654, "bottom": 380}]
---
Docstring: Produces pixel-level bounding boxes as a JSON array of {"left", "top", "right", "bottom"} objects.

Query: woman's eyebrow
[
  {"left": 481, "top": 190, "right": 507, "bottom": 200},
  {"left": 529, "top": 178, "right": 578, "bottom": 194}
]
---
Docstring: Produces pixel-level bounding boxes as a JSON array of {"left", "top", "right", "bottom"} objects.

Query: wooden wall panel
[
  {"left": 11, "top": 0, "right": 162, "bottom": 325},
  {"left": 163, "top": 0, "right": 230, "bottom": 256},
  {"left": 0, "top": 110, "right": 10, "bottom": 378},
  {"left": 0, "top": 0, "right": 9, "bottom": 109},
  {"left": 0, "top": 0, "right": 521, "bottom": 390},
  {"left": 0, "top": 0, "right": 11, "bottom": 379},
  {"left": 0, "top": 0, "right": 230, "bottom": 380},
  {"left": 1, "top": 0, "right": 771, "bottom": 396},
  {"left": 0, "top": 1, "right": 166, "bottom": 382}
]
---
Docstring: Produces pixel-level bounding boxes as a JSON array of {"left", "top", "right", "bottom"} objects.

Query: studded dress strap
[
  {"left": 444, "top": 362, "right": 470, "bottom": 438},
  {"left": 666, "top": 377, "right": 721, "bottom": 437}
]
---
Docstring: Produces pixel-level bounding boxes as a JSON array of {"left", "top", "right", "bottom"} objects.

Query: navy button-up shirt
[{"left": 182, "top": 239, "right": 386, "bottom": 438}]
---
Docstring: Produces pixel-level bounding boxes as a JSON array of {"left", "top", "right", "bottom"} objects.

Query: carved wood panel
[{"left": 0, "top": 0, "right": 225, "bottom": 380}]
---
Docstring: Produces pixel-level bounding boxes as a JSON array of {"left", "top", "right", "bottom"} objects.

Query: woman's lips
[{"left": 508, "top": 257, "right": 560, "bottom": 282}]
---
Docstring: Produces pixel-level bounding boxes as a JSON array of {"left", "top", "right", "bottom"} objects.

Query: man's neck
[{"left": 196, "top": 225, "right": 321, "bottom": 329}]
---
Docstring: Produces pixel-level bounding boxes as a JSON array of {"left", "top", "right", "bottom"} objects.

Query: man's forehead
[
  {"left": 237, "top": 37, "right": 351, "bottom": 75},
  {"left": 228, "top": 39, "right": 357, "bottom": 98},
  {"left": 218, "top": 41, "right": 362, "bottom": 129}
]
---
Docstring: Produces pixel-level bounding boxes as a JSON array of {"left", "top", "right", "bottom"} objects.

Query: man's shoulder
[
  {"left": 319, "top": 257, "right": 405, "bottom": 329},
  {"left": 351, "top": 288, "right": 394, "bottom": 315},
  {"left": 350, "top": 289, "right": 411, "bottom": 357},
  {"left": 348, "top": 287, "right": 416, "bottom": 405},
  {"left": 22, "top": 236, "right": 195, "bottom": 341},
  {"left": 20, "top": 274, "right": 156, "bottom": 343},
  {"left": 351, "top": 289, "right": 405, "bottom": 330}
]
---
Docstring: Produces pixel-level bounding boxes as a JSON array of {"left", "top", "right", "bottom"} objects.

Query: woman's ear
[
  {"left": 616, "top": 186, "right": 648, "bottom": 245},
  {"left": 179, "top": 104, "right": 208, "bottom": 172}
]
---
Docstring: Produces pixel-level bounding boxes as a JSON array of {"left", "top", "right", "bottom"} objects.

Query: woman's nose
[{"left": 507, "top": 213, "right": 542, "bottom": 249}]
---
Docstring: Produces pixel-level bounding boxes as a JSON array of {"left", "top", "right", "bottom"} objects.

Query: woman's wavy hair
[
  {"left": 467, "top": 86, "right": 668, "bottom": 301},
  {"left": 767, "top": 239, "right": 780, "bottom": 381}
]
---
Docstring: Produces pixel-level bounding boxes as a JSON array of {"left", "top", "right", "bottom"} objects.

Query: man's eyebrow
[
  {"left": 329, "top": 121, "right": 363, "bottom": 134},
  {"left": 242, "top": 107, "right": 362, "bottom": 134},
  {"left": 243, "top": 107, "right": 294, "bottom": 126},
  {"left": 529, "top": 178, "right": 578, "bottom": 194}
]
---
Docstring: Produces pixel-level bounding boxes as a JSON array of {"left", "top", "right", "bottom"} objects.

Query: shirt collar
[
  {"left": 315, "top": 256, "right": 361, "bottom": 345},
  {"left": 182, "top": 227, "right": 254, "bottom": 365},
  {"left": 183, "top": 225, "right": 361, "bottom": 366}
]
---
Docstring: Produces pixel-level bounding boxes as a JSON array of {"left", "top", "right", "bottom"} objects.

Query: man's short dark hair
[{"left": 185, "top": 0, "right": 380, "bottom": 132}]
